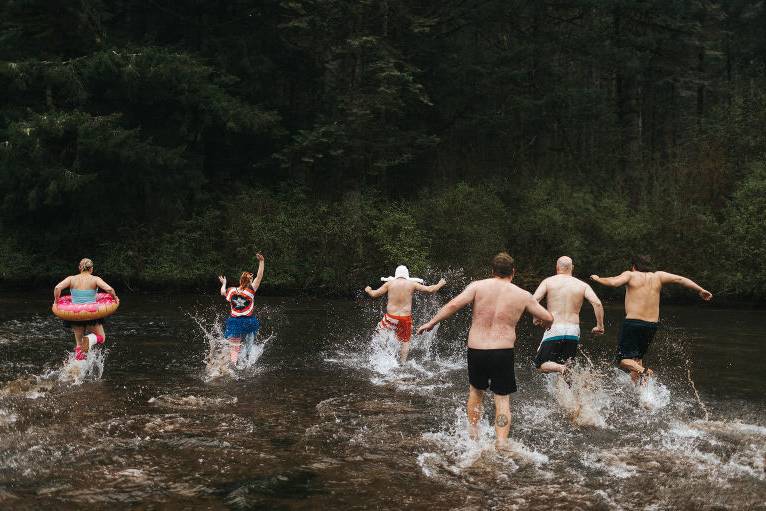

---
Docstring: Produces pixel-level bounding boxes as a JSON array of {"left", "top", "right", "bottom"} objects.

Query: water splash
[
  {"left": 188, "top": 311, "right": 275, "bottom": 380},
  {"left": 419, "top": 406, "right": 549, "bottom": 479},
  {"left": 546, "top": 364, "right": 612, "bottom": 428},
  {"left": 45, "top": 348, "right": 107, "bottom": 385}
]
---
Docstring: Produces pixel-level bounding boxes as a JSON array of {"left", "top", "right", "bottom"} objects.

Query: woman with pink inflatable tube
[{"left": 53, "top": 258, "right": 120, "bottom": 360}]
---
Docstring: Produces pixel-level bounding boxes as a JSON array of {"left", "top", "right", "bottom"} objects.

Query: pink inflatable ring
[{"left": 52, "top": 293, "right": 119, "bottom": 322}]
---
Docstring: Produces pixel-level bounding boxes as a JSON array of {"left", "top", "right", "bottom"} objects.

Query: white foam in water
[
  {"left": 419, "top": 406, "right": 549, "bottom": 479},
  {"left": 580, "top": 450, "right": 638, "bottom": 479},
  {"left": 637, "top": 376, "right": 671, "bottom": 412},
  {"left": 368, "top": 329, "right": 402, "bottom": 375},
  {"left": 546, "top": 365, "right": 612, "bottom": 428},
  {"left": 43, "top": 348, "right": 107, "bottom": 385},
  {"left": 0, "top": 409, "right": 17, "bottom": 426},
  {"left": 190, "top": 312, "right": 273, "bottom": 380}
]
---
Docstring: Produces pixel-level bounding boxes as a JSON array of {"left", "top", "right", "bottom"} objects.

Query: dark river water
[{"left": 0, "top": 290, "right": 764, "bottom": 510}]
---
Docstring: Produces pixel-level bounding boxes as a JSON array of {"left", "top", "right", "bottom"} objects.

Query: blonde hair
[{"left": 78, "top": 258, "right": 94, "bottom": 272}]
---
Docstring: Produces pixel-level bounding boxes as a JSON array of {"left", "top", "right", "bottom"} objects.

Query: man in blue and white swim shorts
[{"left": 532, "top": 256, "right": 605, "bottom": 375}]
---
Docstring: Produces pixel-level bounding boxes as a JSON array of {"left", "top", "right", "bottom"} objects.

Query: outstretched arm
[
  {"left": 591, "top": 271, "right": 631, "bottom": 288},
  {"left": 658, "top": 272, "right": 712, "bottom": 301},
  {"left": 365, "top": 282, "right": 389, "bottom": 298},
  {"left": 94, "top": 276, "right": 119, "bottom": 304},
  {"left": 53, "top": 276, "right": 72, "bottom": 304},
  {"left": 584, "top": 284, "right": 605, "bottom": 334},
  {"left": 416, "top": 283, "right": 477, "bottom": 334},
  {"left": 251, "top": 253, "right": 265, "bottom": 293},
  {"left": 415, "top": 278, "right": 447, "bottom": 294},
  {"left": 218, "top": 276, "right": 228, "bottom": 297},
  {"left": 525, "top": 294, "right": 554, "bottom": 330}
]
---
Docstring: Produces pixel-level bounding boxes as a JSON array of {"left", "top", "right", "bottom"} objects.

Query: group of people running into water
[{"left": 54, "top": 251, "right": 712, "bottom": 450}]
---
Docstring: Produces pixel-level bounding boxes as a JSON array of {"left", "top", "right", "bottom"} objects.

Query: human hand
[
  {"left": 533, "top": 317, "right": 542, "bottom": 326},
  {"left": 256, "top": 253, "right": 265, "bottom": 262},
  {"left": 699, "top": 289, "right": 712, "bottom": 301},
  {"left": 114, "top": 295, "right": 120, "bottom": 305},
  {"left": 417, "top": 322, "right": 435, "bottom": 335},
  {"left": 592, "top": 325, "right": 604, "bottom": 335},
  {"left": 438, "top": 278, "right": 446, "bottom": 287},
  {"left": 364, "top": 286, "right": 372, "bottom": 293},
  {"left": 590, "top": 275, "right": 600, "bottom": 282},
  {"left": 218, "top": 275, "right": 226, "bottom": 285},
  {"left": 539, "top": 317, "right": 554, "bottom": 330}
]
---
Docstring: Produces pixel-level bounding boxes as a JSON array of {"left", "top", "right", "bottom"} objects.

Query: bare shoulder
[
  {"left": 509, "top": 282, "right": 532, "bottom": 296},
  {"left": 472, "top": 278, "right": 495, "bottom": 288}
]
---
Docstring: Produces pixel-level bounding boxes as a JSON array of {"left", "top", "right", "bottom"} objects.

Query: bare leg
[
  {"left": 538, "top": 361, "right": 566, "bottom": 374},
  {"left": 467, "top": 385, "right": 484, "bottom": 440},
  {"left": 228, "top": 337, "right": 242, "bottom": 364},
  {"left": 83, "top": 324, "right": 106, "bottom": 349},
  {"left": 399, "top": 341, "right": 410, "bottom": 364},
  {"left": 619, "top": 358, "right": 651, "bottom": 384},
  {"left": 72, "top": 326, "right": 85, "bottom": 351},
  {"left": 493, "top": 394, "right": 512, "bottom": 450}
]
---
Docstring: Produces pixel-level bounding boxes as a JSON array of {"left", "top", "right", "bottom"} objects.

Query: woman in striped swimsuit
[{"left": 218, "top": 253, "right": 265, "bottom": 364}]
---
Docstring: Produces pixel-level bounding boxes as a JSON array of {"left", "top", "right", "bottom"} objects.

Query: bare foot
[
  {"left": 495, "top": 440, "right": 513, "bottom": 453},
  {"left": 639, "top": 368, "right": 654, "bottom": 386}
]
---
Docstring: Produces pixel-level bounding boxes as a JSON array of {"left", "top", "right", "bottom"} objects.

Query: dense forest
[{"left": 1, "top": 1, "right": 765, "bottom": 299}]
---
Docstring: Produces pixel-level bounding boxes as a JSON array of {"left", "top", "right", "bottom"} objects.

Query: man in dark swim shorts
[
  {"left": 618, "top": 319, "right": 659, "bottom": 361},
  {"left": 418, "top": 253, "right": 552, "bottom": 450},
  {"left": 468, "top": 347, "right": 517, "bottom": 395},
  {"left": 592, "top": 255, "right": 712, "bottom": 384}
]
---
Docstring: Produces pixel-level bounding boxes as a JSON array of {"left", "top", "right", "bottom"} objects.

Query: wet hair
[
  {"left": 631, "top": 254, "right": 653, "bottom": 272},
  {"left": 239, "top": 271, "right": 254, "bottom": 289},
  {"left": 78, "top": 258, "right": 94, "bottom": 272},
  {"left": 491, "top": 252, "right": 515, "bottom": 277}
]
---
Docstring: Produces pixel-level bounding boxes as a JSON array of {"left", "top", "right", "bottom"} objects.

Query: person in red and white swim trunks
[
  {"left": 365, "top": 265, "right": 446, "bottom": 363},
  {"left": 218, "top": 253, "right": 265, "bottom": 365}
]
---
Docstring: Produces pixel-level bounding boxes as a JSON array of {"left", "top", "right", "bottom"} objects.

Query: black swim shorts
[
  {"left": 534, "top": 340, "right": 578, "bottom": 368},
  {"left": 467, "top": 347, "right": 517, "bottom": 395},
  {"left": 62, "top": 317, "right": 105, "bottom": 330},
  {"left": 618, "top": 319, "right": 659, "bottom": 360}
]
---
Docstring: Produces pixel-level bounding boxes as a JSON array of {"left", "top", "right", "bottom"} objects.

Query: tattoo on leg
[{"left": 496, "top": 414, "right": 509, "bottom": 428}]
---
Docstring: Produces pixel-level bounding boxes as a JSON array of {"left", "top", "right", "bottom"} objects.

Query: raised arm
[
  {"left": 251, "top": 253, "right": 265, "bottom": 293},
  {"left": 53, "top": 276, "right": 72, "bottom": 303},
  {"left": 591, "top": 271, "right": 631, "bottom": 288},
  {"left": 365, "top": 282, "right": 389, "bottom": 299},
  {"left": 584, "top": 284, "right": 605, "bottom": 334},
  {"left": 525, "top": 294, "right": 554, "bottom": 330},
  {"left": 94, "top": 276, "right": 119, "bottom": 303},
  {"left": 415, "top": 278, "right": 447, "bottom": 294},
  {"left": 416, "top": 283, "right": 477, "bottom": 334},
  {"left": 657, "top": 271, "right": 712, "bottom": 300},
  {"left": 218, "top": 276, "right": 228, "bottom": 297}
]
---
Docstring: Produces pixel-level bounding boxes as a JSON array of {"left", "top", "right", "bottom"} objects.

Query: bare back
[
  {"left": 539, "top": 275, "right": 588, "bottom": 325},
  {"left": 385, "top": 279, "right": 418, "bottom": 315},
  {"left": 625, "top": 272, "right": 663, "bottom": 322},
  {"left": 468, "top": 278, "right": 535, "bottom": 349},
  {"left": 69, "top": 273, "right": 99, "bottom": 290}
]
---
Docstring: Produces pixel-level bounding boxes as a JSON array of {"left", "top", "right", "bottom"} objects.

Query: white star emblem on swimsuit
[{"left": 233, "top": 297, "right": 248, "bottom": 308}]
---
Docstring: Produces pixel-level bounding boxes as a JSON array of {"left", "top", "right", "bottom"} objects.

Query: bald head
[{"left": 556, "top": 256, "right": 573, "bottom": 275}]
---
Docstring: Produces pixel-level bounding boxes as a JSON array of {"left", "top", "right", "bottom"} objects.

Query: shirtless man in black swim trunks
[
  {"left": 591, "top": 255, "right": 712, "bottom": 383},
  {"left": 417, "top": 253, "right": 553, "bottom": 450}
]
